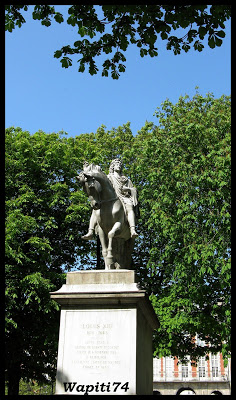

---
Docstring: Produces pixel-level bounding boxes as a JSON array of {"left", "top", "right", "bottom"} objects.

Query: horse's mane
[{"left": 84, "top": 163, "right": 109, "bottom": 181}]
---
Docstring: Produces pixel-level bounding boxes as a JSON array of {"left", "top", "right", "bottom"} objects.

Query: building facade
[{"left": 153, "top": 353, "right": 231, "bottom": 395}]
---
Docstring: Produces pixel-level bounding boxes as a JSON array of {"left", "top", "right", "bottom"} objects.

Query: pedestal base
[{"left": 50, "top": 270, "right": 159, "bottom": 395}]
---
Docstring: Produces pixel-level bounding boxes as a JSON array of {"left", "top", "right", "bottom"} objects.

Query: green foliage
[
  {"left": 5, "top": 92, "right": 231, "bottom": 392},
  {"left": 5, "top": 379, "right": 55, "bottom": 395},
  {"left": 5, "top": 5, "right": 231, "bottom": 79},
  {"left": 128, "top": 92, "right": 231, "bottom": 362},
  {"left": 5, "top": 123, "right": 135, "bottom": 394},
  {"left": 5, "top": 128, "right": 94, "bottom": 394}
]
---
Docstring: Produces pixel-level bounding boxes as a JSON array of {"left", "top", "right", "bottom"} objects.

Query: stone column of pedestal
[{"left": 50, "top": 270, "right": 159, "bottom": 395}]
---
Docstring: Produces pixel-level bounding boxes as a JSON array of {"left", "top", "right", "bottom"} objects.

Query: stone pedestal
[{"left": 50, "top": 270, "right": 159, "bottom": 395}]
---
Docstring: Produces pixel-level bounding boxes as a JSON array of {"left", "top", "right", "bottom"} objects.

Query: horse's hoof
[
  {"left": 81, "top": 232, "right": 94, "bottom": 240},
  {"left": 131, "top": 231, "right": 138, "bottom": 238}
]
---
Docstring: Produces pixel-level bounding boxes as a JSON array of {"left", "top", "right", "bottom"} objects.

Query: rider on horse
[{"left": 81, "top": 159, "right": 139, "bottom": 240}]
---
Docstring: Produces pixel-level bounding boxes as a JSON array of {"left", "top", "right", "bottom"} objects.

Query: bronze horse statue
[{"left": 77, "top": 163, "right": 135, "bottom": 270}]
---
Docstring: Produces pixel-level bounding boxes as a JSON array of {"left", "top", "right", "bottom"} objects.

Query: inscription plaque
[{"left": 56, "top": 308, "right": 136, "bottom": 394}]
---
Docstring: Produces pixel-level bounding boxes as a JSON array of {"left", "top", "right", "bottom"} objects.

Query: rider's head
[{"left": 109, "top": 158, "right": 123, "bottom": 173}]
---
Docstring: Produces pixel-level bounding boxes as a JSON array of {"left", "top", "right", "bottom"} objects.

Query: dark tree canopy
[{"left": 5, "top": 5, "right": 231, "bottom": 78}]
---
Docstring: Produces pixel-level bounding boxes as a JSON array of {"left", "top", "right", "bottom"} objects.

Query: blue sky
[{"left": 5, "top": 6, "right": 231, "bottom": 137}]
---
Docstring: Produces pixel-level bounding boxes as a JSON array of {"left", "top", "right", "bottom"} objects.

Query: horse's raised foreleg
[{"left": 107, "top": 222, "right": 122, "bottom": 269}]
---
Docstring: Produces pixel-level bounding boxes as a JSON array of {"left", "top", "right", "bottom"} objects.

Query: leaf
[
  {"left": 5, "top": 20, "right": 15, "bottom": 32},
  {"left": 111, "top": 70, "right": 119, "bottom": 80},
  {"left": 215, "top": 30, "right": 226, "bottom": 38},
  {"left": 67, "top": 15, "right": 76, "bottom": 26},
  {"left": 182, "top": 43, "right": 190, "bottom": 52},
  {"left": 54, "top": 50, "right": 62, "bottom": 59},
  {"left": 161, "top": 31, "right": 168, "bottom": 40},
  {"left": 32, "top": 11, "right": 41, "bottom": 20},
  {"left": 102, "top": 69, "right": 109, "bottom": 77},
  {"left": 193, "top": 40, "right": 204, "bottom": 52},
  {"left": 215, "top": 37, "right": 223, "bottom": 47},
  {"left": 208, "top": 35, "right": 216, "bottom": 48},
  {"left": 74, "top": 40, "right": 81, "bottom": 47},
  {"left": 60, "top": 57, "right": 72, "bottom": 68},
  {"left": 198, "top": 26, "right": 207, "bottom": 40},
  {"left": 140, "top": 48, "right": 148, "bottom": 57},
  {"left": 54, "top": 13, "right": 64, "bottom": 23},
  {"left": 118, "top": 63, "right": 126, "bottom": 73},
  {"left": 78, "top": 62, "right": 85, "bottom": 73},
  {"left": 41, "top": 19, "right": 51, "bottom": 27}
]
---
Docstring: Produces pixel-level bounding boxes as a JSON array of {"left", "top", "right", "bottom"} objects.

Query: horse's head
[{"left": 76, "top": 171, "right": 102, "bottom": 210}]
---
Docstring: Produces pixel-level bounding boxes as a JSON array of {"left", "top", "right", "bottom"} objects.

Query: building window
[
  {"left": 212, "top": 366, "right": 219, "bottom": 378},
  {"left": 198, "top": 357, "right": 206, "bottom": 378},
  {"left": 165, "top": 356, "right": 174, "bottom": 380},
  {"left": 153, "top": 358, "right": 162, "bottom": 380},
  {"left": 211, "top": 354, "right": 220, "bottom": 378},
  {"left": 182, "top": 365, "right": 188, "bottom": 378},
  {"left": 199, "top": 367, "right": 206, "bottom": 378}
]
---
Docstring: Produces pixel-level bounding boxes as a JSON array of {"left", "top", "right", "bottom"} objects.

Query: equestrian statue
[{"left": 76, "top": 159, "right": 139, "bottom": 270}]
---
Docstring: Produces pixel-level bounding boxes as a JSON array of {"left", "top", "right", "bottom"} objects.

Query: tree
[
  {"left": 5, "top": 128, "right": 90, "bottom": 394},
  {"left": 5, "top": 5, "right": 231, "bottom": 79},
  {"left": 128, "top": 92, "right": 231, "bottom": 362},
  {"left": 5, "top": 124, "right": 135, "bottom": 394}
]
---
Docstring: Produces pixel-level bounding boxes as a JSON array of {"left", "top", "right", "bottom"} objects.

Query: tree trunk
[{"left": 7, "top": 363, "right": 20, "bottom": 395}]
